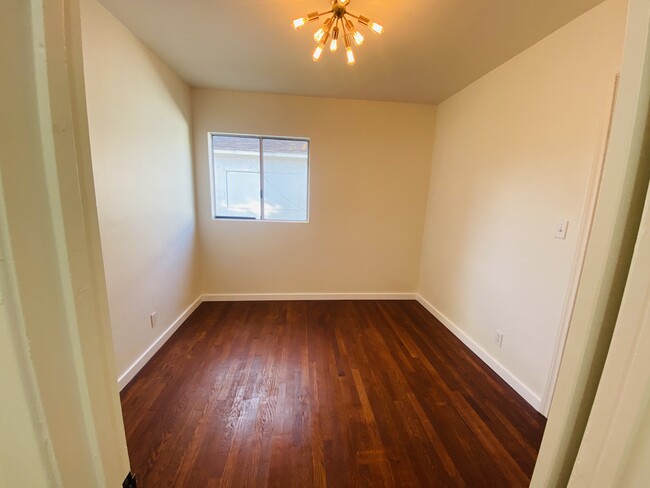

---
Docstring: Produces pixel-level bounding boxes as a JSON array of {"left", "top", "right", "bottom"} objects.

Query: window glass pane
[
  {"left": 212, "top": 135, "right": 261, "bottom": 219},
  {"left": 262, "top": 139, "right": 309, "bottom": 221}
]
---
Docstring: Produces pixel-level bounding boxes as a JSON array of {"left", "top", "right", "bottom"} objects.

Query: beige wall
[
  {"left": 1, "top": 2, "right": 66, "bottom": 483},
  {"left": 534, "top": 0, "right": 650, "bottom": 483},
  {"left": 568, "top": 179, "right": 650, "bottom": 485},
  {"left": 192, "top": 89, "right": 436, "bottom": 295},
  {"left": 619, "top": 401, "right": 650, "bottom": 487},
  {"left": 81, "top": 0, "right": 199, "bottom": 380},
  {"left": 1, "top": 0, "right": 131, "bottom": 484},
  {"left": 418, "top": 0, "right": 628, "bottom": 408}
]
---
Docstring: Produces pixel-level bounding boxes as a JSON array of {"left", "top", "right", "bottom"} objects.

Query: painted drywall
[
  {"left": 533, "top": 0, "right": 650, "bottom": 484},
  {"left": 1, "top": 0, "right": 130, "bottom": 484},
  {"left": 81, "top": 0, "right": 199, "bottom": 380},
  {"left": 618, "top": 398, "right": 650, "bottom": 487},
  {"left": 96, "top": 0, "right": 608, "bottom": 105},
  {"left": 418, "top": 0, "right": 628, "bottom": 408},
  {"left": 568, "top": 183, "right": 650, "bottom": 486},
  {"left": 0, "top": 298, "right": 54, "bottom": 487},
  {"left": 0, "top": 2, "right": 59, "bottom": 484},
  {"left": 192, "top": 89, "right": 436, "bottom": 295}
]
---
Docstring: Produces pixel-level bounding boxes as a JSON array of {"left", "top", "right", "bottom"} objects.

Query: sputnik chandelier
[{"left": 292, "top": 0, "right": 383, "bottom": 65}]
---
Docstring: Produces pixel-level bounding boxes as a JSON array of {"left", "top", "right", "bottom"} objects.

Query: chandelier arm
[
  {"left": 341, "top": 18, "right": 350, "bottom": 48},
  {"left": 346, "top": 12, "right": 378, "bottom": 33}
]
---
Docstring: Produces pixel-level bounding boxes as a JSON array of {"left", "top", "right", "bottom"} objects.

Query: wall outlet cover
[
  {"left": 494, "top": 330, "right": 504, "bottom": 347},
  {"left": 150, "top": 312, "right": 158, "bottom": 328}
]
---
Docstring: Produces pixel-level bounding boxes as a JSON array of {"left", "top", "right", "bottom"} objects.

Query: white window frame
[{"left": 208, "top": 132, "right": 311, "bottom": 223}]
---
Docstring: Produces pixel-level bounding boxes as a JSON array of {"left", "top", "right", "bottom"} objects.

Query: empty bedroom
[{"left": 4, "top": 0, "right": 650, "bottom": 486}]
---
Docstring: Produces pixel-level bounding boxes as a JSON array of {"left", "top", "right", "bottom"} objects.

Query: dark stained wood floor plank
[{"left": 120, "top": 300, "right": 546, "bottom": 487}]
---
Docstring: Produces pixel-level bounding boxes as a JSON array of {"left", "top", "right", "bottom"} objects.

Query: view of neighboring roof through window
[{"left": 210, "top": 134, "right": 309, "bottom": 222}]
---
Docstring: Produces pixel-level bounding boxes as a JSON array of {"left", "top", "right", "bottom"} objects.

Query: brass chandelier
[{"left": 292, "top": 0, "right": 384, "bottom": 65}]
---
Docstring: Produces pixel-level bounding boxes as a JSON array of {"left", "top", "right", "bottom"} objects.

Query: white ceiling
[{"left": 97, "top": 0, "right": 606, "bottom": 104}]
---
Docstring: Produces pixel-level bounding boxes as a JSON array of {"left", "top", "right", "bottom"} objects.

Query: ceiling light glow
[{"left": 291, "top": 0, "right": 383, "bottom": 65}]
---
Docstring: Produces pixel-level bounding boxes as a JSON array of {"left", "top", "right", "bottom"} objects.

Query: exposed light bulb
[
  {"left": 353, "top": 31, "right": 364, "bottom": 46},
  {"left": 346, "top": 47, "right": 355, "bottom": 65},
  {"left": 314, "top": 28, "right": 326, "bottom": 42},
  {"left": 330, "top": 26, "right": 339, "bottom": 52},
  {"left": 294, "top": 11, "right": 320, "bottom": 30},
  {"left": 357, "top": 15, "right": 383, "bottom": 35},
  {"left": 313, "top": 44, "right": 324, "bottom": 61},
  {"left": 293, "top": 17, "right": 307, "bottom": 30}
]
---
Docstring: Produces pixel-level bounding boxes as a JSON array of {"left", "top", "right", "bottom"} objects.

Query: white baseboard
[
  {"left": 117, "top": 296, "right": 203, "bottom": 391},
  {"left": 202, "top": 293, "right": 417, "bottom": 302},
  {"left": 117, "top": 292, "right": 542, "bottom": 414},
  {"left": 415, "top": 294, "right": 543, "bottom": 413}
]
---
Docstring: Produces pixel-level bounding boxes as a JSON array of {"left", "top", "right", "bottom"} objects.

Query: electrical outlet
[
  {"left": 150, "top": 312, "right": 158, "bottom": 329},
  {"left": 494, "top": 330, "right": 504, "bottom": 348}
]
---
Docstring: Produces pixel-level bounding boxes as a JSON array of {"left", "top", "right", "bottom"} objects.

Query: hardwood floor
[{"left": 120, "top": 300, "right": 546, "bottom": 487}]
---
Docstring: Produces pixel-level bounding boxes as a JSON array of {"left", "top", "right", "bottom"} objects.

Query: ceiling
[{"left": 97, "top": 0, "right": 606, "bottom": 104}]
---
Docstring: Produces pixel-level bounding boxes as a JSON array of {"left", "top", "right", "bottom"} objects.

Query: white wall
[
  {"left": 81, "top": 0, "right": 200, "bottom": 382},
  {"left": 192, "top": 89, "right": 437, "bottom": 296},
  {"left": 418, "top": 0, "right": 628, "bottom": 410}
]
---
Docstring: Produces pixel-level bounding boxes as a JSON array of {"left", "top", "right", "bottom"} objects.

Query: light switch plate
[{"left": 555, "top": 220, "right": 569, "bottom": 240}]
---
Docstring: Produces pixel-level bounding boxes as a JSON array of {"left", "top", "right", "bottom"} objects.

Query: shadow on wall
[{"left": 143, "top": 48, "right": 192, "bottom": 124}]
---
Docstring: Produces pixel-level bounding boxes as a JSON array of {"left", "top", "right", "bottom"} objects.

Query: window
[{"left": 210, "top": 134, "right": 309, "bottom": 222}]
